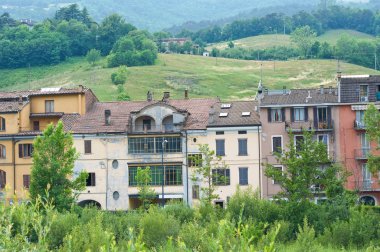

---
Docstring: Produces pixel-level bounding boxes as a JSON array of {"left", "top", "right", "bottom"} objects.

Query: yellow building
[{"left": 0, "top": 86, "right": 98, "bottom": 203}]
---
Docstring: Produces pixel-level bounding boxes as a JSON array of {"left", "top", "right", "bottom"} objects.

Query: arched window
[
  {"left": 360, "top": 195, "right": 376, "bottom": 206},
  {"left": 0, "top": 117, "right": 5, "bottom": 131},
  {"left": 0, "top": 145, "right": 6, "bottom": 159},
  {"left": 0, "top": 170, "right": 6, "bottom": 189}
]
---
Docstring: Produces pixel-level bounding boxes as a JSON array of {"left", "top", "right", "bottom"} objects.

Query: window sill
[
  {"left": 238, "top": 154, "right": 248, "bottom": 156},
  {"left": 84, "top": 153, "right": 92, "bottom": 155},
  {"left": 21, "top": 157, "right": 32, "bottom": 159}
]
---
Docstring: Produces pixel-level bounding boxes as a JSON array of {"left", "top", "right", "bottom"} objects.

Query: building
[
  {"left": 336, "top": 74, "right": 380, "bottom": 205},
  {"left": 258, "top": 84, "right": 340, "bottom": 200},
  {"left": 0, "top": 86, "right": 98, "bottom": 203}
]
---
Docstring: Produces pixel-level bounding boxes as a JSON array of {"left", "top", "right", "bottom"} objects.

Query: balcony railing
[
  {"left": 285, "top": 120, "right": 333, "bottom": 132},
  {"left": 354, "top": 148, "right": 371, "bottom": 160},
  {"left": 130, "top": 124, "right": 181, "bottom": 134},
  {"left": 362, "top": 180, "right": 372, "bottom": 191},
  {"left": 354, "top": 120, "right": 366, "bottom": 130}
]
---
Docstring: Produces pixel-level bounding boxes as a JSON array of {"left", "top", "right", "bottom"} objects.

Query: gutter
[{"left": 185, "top": 131, "right": 189, "bottom": 206}]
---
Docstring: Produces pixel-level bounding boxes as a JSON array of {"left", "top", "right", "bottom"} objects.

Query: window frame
[
  {"left": 294, "top": 135, "right": 305, "bottom": 153},
  {"left": 86, "top": 172, "right": 96, "bottom": 187},
  {"left": 0, "top": 117, "right": 5, "bottom": 131},
  {"left": 0, "top": 144, "right": 6, "bottom": 159},
  {"left": 272, "top": 165, "right": 283, "bottom": 185},
  {"left": 238, "top": 138, "right": 248, "bottom": 156},
  {"left": 84, "top": 140, "right": 92, "bottom": 154},
  {"left": 359, "top": 84, "right": 369, "bottom": 102},
  {"left": 188, "top": 153, "right": 202, "bottom": 167},
  {"left": 45, "top": 100, "right": 54, "bottom": 113},
  {"left": 271, "top": 108, "right": 283, "bottom": 122},
  {"left": 294, "top": 107, "right": 305, "bottom": 122},
  {"left": 19, "top": 144, "right": 33, "bottom": 158},
  {"left": 23, "top": 174, "right": 30, "bottom": 189},
  {"left": 129, "top": 165, "right": 183, "bottom": 186},
  {"left": 0, "top": 169, "right": 6, "bottom": 189},
  {"left": 239, "top": 167, "right": 248, "bottom": 185},
  {"left": 271, "top": 135, "right": 283, "bottom": 154},
  {"left": 212, "top": 168, "right": 230, "bottom": 186},
  {"left": 215, "top": 139, "right": 225, "bottom": 156},
  {"left": 317, "top": 134, "right": 329, "bottom": 155},
  {"left": 192, "top": 185, "right": 200, "bottom": 199}
]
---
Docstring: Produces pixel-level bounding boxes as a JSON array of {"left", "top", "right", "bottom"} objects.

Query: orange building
[{"left": 337, "top": 75, "right": 380, "bottom": 205}]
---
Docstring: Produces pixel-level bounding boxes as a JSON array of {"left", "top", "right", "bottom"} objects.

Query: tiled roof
[
  {"left": 0, "top": 87, "right": 87, "bottom": 100},
  {"left": 260, "top": 88, "right": 338, "bottom": 106},
  {"left": 208, "top": 101, "right": 261, "bottom": 127},
  {"left": 340, "top": 75, "right": 380, "bottom": 84},
  {"left": 71, "top": 98, "right": 219, "bottom": 134},
  {"left": 61, "top": 113, "right": 81, "bottom": 131},
  {"left": 0, "top": 101, "right": 28, "bottom": 113}
]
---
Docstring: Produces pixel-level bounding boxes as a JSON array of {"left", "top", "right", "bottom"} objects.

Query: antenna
[{"left": 260, "top": 63, "right": 263, "bottom": 81}]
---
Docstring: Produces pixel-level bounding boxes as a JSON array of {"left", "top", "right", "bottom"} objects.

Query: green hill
[
  {"left": 1, "top": 54, "right": 378, "bottom": 101},
  {"left": 207, "top": 29, "right": 376, "bottom": 51}
]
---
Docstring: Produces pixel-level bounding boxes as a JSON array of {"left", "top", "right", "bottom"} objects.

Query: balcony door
[{"left": 360, "top": 133, "right": 370, "bottom": 157}]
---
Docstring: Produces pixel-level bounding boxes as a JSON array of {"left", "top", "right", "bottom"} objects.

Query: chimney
[
  {"left": 18, "top": 95, "right": 23, "bottom": 105},
  {"left": 105, "top": 110, "right": 111, "bottom": 126},
  {"left": 147, "top": 91, "right": 153, "bottom": 102},
  {"left": 320, "top": 85, "right": 324, "bottom": 94},
  {"left": 184, "top": 89, "right": 189, "bottom": 99},
  {"left": 283, "top": 86, "right": 286, "bottom": 94},
  {"left": 163, "top": 91, "right": 170, "bottom": 102},
  {"left": 264, "top": 88, "right": 269, "bottom": 95},
  {"left": 329, "top": 86, "right": 333, "bottom": 94},
  {"left": 79, "top": 85, "right": 84, "bottom": 92},
  {"left": 336, "top": 71, "right": 342, "bottom": 81}
]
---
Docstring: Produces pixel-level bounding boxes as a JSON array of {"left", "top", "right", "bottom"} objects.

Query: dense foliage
[
  {"left": 1, "top": 189, "right": 379, "bottom": 251},
  {"left": 30, "top": 121, "right": 87, "bottom": 212}
]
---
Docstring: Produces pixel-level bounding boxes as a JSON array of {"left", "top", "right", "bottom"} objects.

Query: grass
[
  {"left": 207, "top": 29, "right": 376, "bottom": 51},
  {"left": 0, "top": 53, "right": 379, "bottom": 101}
]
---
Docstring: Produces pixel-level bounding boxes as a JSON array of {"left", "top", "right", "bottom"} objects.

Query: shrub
[
  {"left": 111, "top": 66, "right": 127, "bottom": 85},
  {"left": 164, "top": 202, "right": 194, "bottom": 224},
  {"left": 140, "top": 208, "right": 180, "bottom": 248},
  {"left": 47, "top": 212, "right": 79, "bottom": 250},
  {"left": 102, "top": 211, "right": 141, "bottom": 242},
  {"left": 294, "top": 218, "right": 318, "bottom": 252}
]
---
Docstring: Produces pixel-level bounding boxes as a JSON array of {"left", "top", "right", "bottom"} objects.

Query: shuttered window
[
  {"left": 84, "top": 140, "right": 92, "bottom": 154},
  {"left": 272, "top": 137, "right": 282, "bottom": 154},
  {"left": 19, "top": 144, "right": 33, "bottom": 158},
  {"left": 238, "top": 139, "right": 248, "bottom": 156},
  {"left": 23, "top": 175, "right": 30, "bottom": 189}
]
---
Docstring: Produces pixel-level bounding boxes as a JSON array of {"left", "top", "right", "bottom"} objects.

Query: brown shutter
[
  {"left": 304, "top": 107, "right": 308, "bottom": 121},
  {"left": 84, "top": 140, "right": 91, "bottom": 154},
  {"left": 268, "top": 108, "right": 272, "bottom": 122},
  {"left": 290, "top": 108, "right": 294, "bottom": 122},
  {"left": 281, "top": 108, "right": 285, "bottom": 122}
]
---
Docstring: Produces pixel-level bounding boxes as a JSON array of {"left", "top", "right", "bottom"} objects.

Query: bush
[
  {"left": 164, "top": 202, "right": 194, "bottom": 224},
  {"left": 140, "top": 208, "right": 180, "bottom": 248},
  {"left": 102, "top": 211, "right": 141, "bottom": 242},
  {"left": 111, "top": 66, "right": 127, "bottom": 85},
  {"left": 47, "top": 212, "right": 79, "bottom": 250}
]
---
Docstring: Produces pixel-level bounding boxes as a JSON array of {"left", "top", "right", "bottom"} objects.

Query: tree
[
  {"left": 265, "top": 131, "right": 342, "bottom": 203},
  {"left": 364, "top": 104, "right": 380, "bottom": 174},
  {"left": 290, "top": 25, "right": 317, "bottom": 58},
  {"left": 228, "top": 41, "right": 235, "bottom": 49},
  {"left": 86, "top": 49, "right": 101, "bottom": 66},
  {"left": 111, "top": 66, "right": 127, "bottom": 85},
  {"left": 136, "top": 167, "right": 156, "bottom": 209},
  {"left": 191, "top": 144, "right": 227, "bottom": 204},
  {"left": 29, "top": 121, "right": 87, "bottom": 211}
]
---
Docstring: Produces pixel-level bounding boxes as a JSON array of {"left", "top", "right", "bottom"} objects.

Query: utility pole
[{"left": 375, "top": 52, "right": 377, "bottom": 71}]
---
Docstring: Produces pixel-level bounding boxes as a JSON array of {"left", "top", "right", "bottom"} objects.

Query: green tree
[
  {"left": 86, "top": 49, "right": 101, "bottom": 66},
  {"left": 191, "top": 144, "right": 226, "bottom": 204},
  {"left": 111, "top": 66, "right": 127, "bottom": 85},
  {"left": 228, "top": 41, "right": 235, "bottom": 48},
  {"left": 29, "top": 121, "right": 87, "bottom": 211},
  {"left": 136, "top": 167, "right": 156, "bottom": 209},
  {"left": 364, "top": 104, "right": 380, "bottom": 174},
  {"left": 291, "top": 25, "right": 317, "bottom": 58},
  {"left": 265, "top": 131, "right": 339, "bottom": 202}
]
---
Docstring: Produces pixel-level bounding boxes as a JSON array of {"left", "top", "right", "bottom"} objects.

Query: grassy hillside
[
  {"left": 0, "top": 54, "right": 379, "bottom": 101},
  {"left": 207, "top": 29, "right": 376, "bottom": 50}
]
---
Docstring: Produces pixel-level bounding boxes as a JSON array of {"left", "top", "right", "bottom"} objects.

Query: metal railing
[
  {"left": 354, "top": 148, "right": 371, "bottom": 160},
  {"left": 130, "top": 124, "right": 181, "bottom": 134},
  {"left": 354, "top": 120, "right": 366, "bottom": 130},
  {"left": 285, "top": 120, "right": 333, "bottom": 132}
]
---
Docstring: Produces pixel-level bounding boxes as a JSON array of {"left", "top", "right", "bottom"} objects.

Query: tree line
[
  {"left": 176, "top": 5, "right": 380, "bottom": 44},
  {"left": 0, "top": 4, "right": 157, "bottom": 69}
]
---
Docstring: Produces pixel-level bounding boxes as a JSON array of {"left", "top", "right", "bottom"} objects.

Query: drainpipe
[
  {"left": 12, "top": 138, "right": 20, "bottom": 195},
  {"left": 185, "top": 131, "right": 189, "bottom": 206},
  {"left": 258, "top": 125, "right": 262, "bottom": 199}
]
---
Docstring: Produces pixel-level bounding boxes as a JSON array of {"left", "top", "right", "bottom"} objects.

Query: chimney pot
[
  {"left": 163, "top": 91, "right": 170, "bottom": 101},
  {"left": 320, "top": 85, "right": 324, "bottom": 94},
  {"left": 147, "top": 91, "right": 153, "bottom": 102},
  {"left": 184, "top": 89, "right": 189, "bottom": 99},
  {"left": 18, "top": 95, "right": 23, "bottom": 105},
  {"left": 283, "top": 86, "right": 286, "bottom": 94},
  {"left": 105, "top": 110, "right": 111, "bottom": 125}
]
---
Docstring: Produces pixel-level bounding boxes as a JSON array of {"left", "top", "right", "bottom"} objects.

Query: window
[
  {"left": 142, "top": 119, "right": 151, "bottom": 131},
  {"left": 216, "top": 139, "right": 225, "bottom": 156},
  {"left": 129, "top": 165, "right": 182, "bottom": 186},
  {"left": 356, "top": 110, "right": 365, "bottom": 128},
  {"left": 294, "top": 107, "right": 305, "bottom": 121},
  {"left": 84, "top": 140, "right": 92, "bottom": 154},
  {"left": 269, "top": 108, "right": 284, "bottom": 122},
  {"left": 112, "top": 160, "right": 119, "bottom": 169},
  {"left": 128, "top": 137, "right": 181, "bottom": 154},
  {"left": 0, "top": 170, "right": 5, "bottom": 189},
  {"left": 238, "top": 139, "right": 248, "bottom": 156},
  {"left": 272, "top": 166, "right": 283, "bottom": 184},
  {"left": 188, "top": 154, "right": 202, "bottom": 167},
  {"left": 0, "top": 117, "right": 5, "bottom": 131},
  {"left": 272, "top": 136, "right": 282, "bottom": 154},
  {"left": 362, "top": 164, "right": 371, "bottom": 189},
  {"left": 317, "top": 107, "right": 328, "bottom": 123},
  {"left": 238, "top": 130, "right": 247, "bottom": 134},
  {"left": 212, "top": 169, "right": 230, "bottom": 186},
  {"left": 113, "top": 191, "right": 120, "bottom": 200},
  {"left": 86, "top": 172, "right": 96, "bottom": 186},
  {"left": 216, "top": 131, "right": 224, "bottom": 135},
  {"left": 23, "top": 175, "right": 30, "bottom": 189},
  {"left": 19, "top": 144, "right": 33, "bottom": 158},
  {"left": 0, "top": 144, "right": 5, "bottom": 159},
  {"left": 294, "top": 135, "right": 304, "bottom": 152},
  {"left": 359, "top": 85, "right": 369, "bottom": 102},
  {"left": 45, "top": 100, "right": 54, "bottom": 113},
  {"left": 33, "top": 121, "right": 40, "bottom": 131},
  {"left": 318, "top": 135, "right": 329, "bottom": 156},
  {"left": 192, "top": 185, "right": 200, "bottom": 199},
  {"left": 239, "top": 167, "right": 248, "bottom": 185}
]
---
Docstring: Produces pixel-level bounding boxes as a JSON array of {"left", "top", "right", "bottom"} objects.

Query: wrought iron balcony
[
  {"left": 354, "top": 148, "right": 371, "bottom": 160},
  {"left": 361, "top": 180, "right": 372, "bottom": 191},
  {"left": 354, "top": 120, "right": 366, "bottom": 130},
  {"left": 285, "top": 120, "right": 333, "bottom": 132}
]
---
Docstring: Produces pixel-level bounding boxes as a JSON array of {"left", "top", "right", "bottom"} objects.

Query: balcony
[
  {"left": 130, "top": 124, "right": 181, "bottom": 134},
  {"left": 354, "top": 148, "right": 371, "bottom": 160},
  {"left": 354, "top": 120, "right": 366, "bottom": 130},
  {"left": 376, "top": 92, "right": 380, "bottom": 101},
  {"left": 361, "top": 180, "right": 372, "bottom": 191},
  {"left": 285, "top": 120, "right": 333, "bottom": 132}
]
